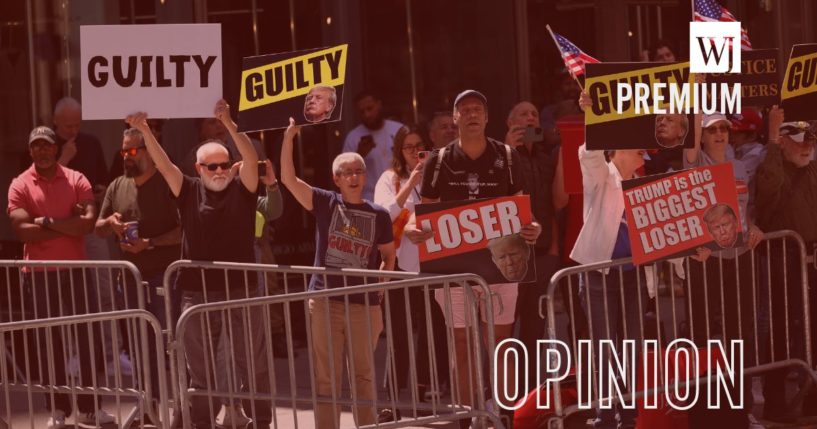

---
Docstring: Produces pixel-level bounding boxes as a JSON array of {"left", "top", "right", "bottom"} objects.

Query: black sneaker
[{"left": 377, "top": 408, "right": 401, "bottom": 423}]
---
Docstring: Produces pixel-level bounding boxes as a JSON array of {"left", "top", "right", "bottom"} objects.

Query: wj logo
[{"left": 689, "top": 22, "right": 742, "bottom": 73}]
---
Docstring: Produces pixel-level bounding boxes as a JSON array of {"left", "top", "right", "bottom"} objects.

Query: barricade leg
[
  {"left": 580, "top": 268, "right": 647, "bottom": 428},
  {"left": 27, "top": 269, "right": 105, "bottom": 417},
  {"left": 226, "top": 289, "right": 273, "bottom": 425},
  {"left": 180, "top": 291, "right": 224, "bottom": 427}
]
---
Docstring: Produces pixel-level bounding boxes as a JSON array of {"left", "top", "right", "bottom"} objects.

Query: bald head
[
  {"left": 53, "top": 97, "right": 82, "bottom": 140},
  {"left": 506, "top": 101, "right": 539, "bottom": 129}
]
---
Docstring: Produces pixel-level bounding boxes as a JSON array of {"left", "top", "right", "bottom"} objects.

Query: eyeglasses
[
  {"left": 705, "top": 125, "right": 730, "bottom": 134},
  {"left": 120, "top": 146, "right": 146, "bottom": 157},
  {"left": 338, "top": 169, "right": 366, "bottom": 178},
  {"left": 199, "top": 162, "right": 232, "bottom": 172},
  {"left": 402, "top": 144, "right": 423, "bottom": 152}
]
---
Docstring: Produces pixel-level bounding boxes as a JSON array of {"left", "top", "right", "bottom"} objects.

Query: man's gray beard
[{"left": 202, "top": 175, "right": 230, "bottom": 192}]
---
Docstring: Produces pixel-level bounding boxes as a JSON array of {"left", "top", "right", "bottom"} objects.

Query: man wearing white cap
[{"left": 755, "top": 106, "right": 817, "bottom": 422}]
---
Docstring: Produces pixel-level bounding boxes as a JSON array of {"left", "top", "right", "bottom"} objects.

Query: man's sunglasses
[
  {"left": 199, "top": 162, "right": 232, "bottom": 171},
  {"left": 120, "top": 146, "right": 146, "bottom": 157}
]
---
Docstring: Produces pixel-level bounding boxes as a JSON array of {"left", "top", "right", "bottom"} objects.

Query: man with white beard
[{"left": 126, "top": 100, "right": 272, "bottom": 429}]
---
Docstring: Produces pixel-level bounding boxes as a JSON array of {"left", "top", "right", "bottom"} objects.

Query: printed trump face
[
  {"left": 655, "top": 114, "right": 688, "bottom": 148},
  {"left": 704, "top": 204, "right": 739, "bottom": 249},
  {"left": 488, "top": 235, "right": 530, "bottom": 282},
  {"left": 303, "top": 85, "right": 337, "bottom": 123}
]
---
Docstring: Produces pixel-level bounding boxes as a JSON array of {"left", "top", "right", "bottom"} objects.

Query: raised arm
[
  {"left": 684, "top": 112, "right": 702, "bottom": 165},
  {"left": 215, "top": 99, "right": 258, "bottom": 193},
  {"left": 684, "top": 74, "right": 706, "bottom": 165},
  {"left": 280, "top": 117, "right": 314, "bottom": 211},
  {"left": 126, "top": 112, "right": 183, "bottom": 197}
]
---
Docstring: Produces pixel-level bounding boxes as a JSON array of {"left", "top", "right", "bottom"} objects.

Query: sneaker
[
  {"left": 216, "top": 404, "right": 251, "bottom": 427},
  {"left": 46, "top": 410, "right": 66, "bottom": 429},
  {"left": 108, "top": 351, "right": 134, "bottom": 376},
  {"left": 377, "top": 408, "right": 401, "bottom": 423},
  {"left": 76, "top": 409, "right": 116, "bottom": 428}
]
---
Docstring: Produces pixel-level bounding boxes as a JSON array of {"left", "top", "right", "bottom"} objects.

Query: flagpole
[
  {"left": 546, "top": 24, "right": 585, "bottom": 91},
  {"left": 690, "top": 0, "right": 695, "bottom": 20}
]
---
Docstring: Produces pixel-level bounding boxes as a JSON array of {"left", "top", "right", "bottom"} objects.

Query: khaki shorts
[{"left": 434, "top": 283, "right": 518, "bottom": 328}]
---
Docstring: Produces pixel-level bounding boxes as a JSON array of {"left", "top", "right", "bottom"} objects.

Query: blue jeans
[{"left": 580, "top": 268, "right": 647, "bottom": 429}]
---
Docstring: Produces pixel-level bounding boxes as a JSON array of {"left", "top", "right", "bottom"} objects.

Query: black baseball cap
[{"left": 453, "top": 89, "right": 488, "bottom": 110}]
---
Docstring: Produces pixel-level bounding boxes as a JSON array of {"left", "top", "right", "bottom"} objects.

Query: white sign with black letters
[{"left": 80, "top": 24, "right": 222, "bottom": 119}]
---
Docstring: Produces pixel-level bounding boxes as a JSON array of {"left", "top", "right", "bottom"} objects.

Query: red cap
[{"left": 729, "top": 108, "right": 762, "bottom": 132}]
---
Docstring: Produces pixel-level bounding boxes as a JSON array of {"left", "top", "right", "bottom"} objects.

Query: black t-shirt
[
  {"left": 420, "top": 138, "right": 524, "bottom": 201},
  {"left": 99, "top": 172, "right": 181, "bottom": 277},
  {"left": 174, "top": 175, "right": 257, "bottom": 292}
]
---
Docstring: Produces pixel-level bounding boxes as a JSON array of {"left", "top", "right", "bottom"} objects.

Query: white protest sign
[{"left": 80, "top": 24, "right": 222, "bottom": 119}]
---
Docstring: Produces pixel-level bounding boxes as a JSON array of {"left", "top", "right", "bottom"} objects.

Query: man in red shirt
[{"left": 6, "top": 126, "right": 114, "bottom": 428}]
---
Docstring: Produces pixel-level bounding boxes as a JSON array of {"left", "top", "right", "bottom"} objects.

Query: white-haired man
[
  {"left": 281, "top": 116, "right": 396, "bottom": 429},
  {"left": 126, "top": 100, "right": 271, "bottom": 428}
]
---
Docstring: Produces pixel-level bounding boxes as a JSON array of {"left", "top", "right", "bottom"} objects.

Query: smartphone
[
  {"left": 418, "top": 151, "right": 431, "bottom": 161},
  {"left": 522, "top": 126, "right": 544, "bottom": 143},
  {"left": 257, "top": 160, "right": 267, "bottom": 177}
]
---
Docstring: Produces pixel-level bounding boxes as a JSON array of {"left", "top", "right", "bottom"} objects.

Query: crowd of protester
[{"left": 6, "top": 41, "right": 817, "bottom": 428}]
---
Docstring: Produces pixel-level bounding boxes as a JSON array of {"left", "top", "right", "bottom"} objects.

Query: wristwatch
[{"left": 147, "top": 238, "right": 156, "bottom": 250}]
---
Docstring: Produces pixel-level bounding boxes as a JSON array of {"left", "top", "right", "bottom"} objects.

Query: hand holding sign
[
  {"left": 214, "top": 99, "right": 233, "bottom": 127},
  {"left": 125, "top": 112, "right": 150, "bottom": 131},
  {"left": 519, "top": 221, "right": 542, "bottom": 245},
  {"left": 747, "top": 224, "right": 764, "bottom": 249},
  {"left": 284, "top": 117, "right": 301, "bottom": 141},
  {"left": 578, "top": 91, "right": 591, "bottom": 112}
]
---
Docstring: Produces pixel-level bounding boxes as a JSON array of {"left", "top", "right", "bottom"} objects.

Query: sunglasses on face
[
  {"left": 705, "top": 125, "right": 730, "bottom": 134},
  {"left": 199, "top": 162, "right": 232, "bottom": 172},
  {"left": 120, "top": 146, "right": 146, "bottom": 157}
]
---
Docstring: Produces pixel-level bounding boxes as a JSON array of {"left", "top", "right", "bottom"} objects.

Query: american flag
[
  {"left": 693, "top": 0, "right": 752, "bottom": 51},
  {"left": 552, "top": 32, "right": 599, "bottom": 78}
]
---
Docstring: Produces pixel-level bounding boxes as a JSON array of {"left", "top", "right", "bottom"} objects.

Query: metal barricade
[
  {"left": 0, "top": 260, "right": 171, "bottom": 425},
  {"left": 171, "top": 265, "right": 505, "bottom": 429},
  {"left": 162, "top": 260, "right": 423, "bottom": 425},
  {"left": 0, "top": 310, "right": 169, "bottom": 428},
  {"left": 540, "top": 230, "right": 817, "bottom": 429}
]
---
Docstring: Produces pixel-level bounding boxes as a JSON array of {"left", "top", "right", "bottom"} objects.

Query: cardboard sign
[
  {"left": 584, "top": 62, "right": 697, "bottom": 150},
  {"left": 622, "top": 164, "right": 742, "bottom": 265},
  {"left": 415, "top": 195, "right": 536, "bottom": 284},
  {"left": 80, "top": 24, "right": 222, "bottom": 119},
  {"left": 708, "top": 49, "right": 780, "bottom": 107},
  {"left": 781, "top": 44, "right": 817, "bottom": 121},
  {"left": 237, "top": 44, "right": 348, "bottom": 132}
]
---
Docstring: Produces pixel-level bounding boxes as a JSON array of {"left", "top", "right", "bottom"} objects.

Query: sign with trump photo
[
  {"left": 622, "top": 163, "right": 743, "bottom": 265},
  {"left": 584, "top": 62, "right": 697, "bottom": 150},
  {"left": 415, "top": 195, "right": 536, "bottom": 284},
  {"left": 237, "top": 44, "right": 348, "bottom": 132}
]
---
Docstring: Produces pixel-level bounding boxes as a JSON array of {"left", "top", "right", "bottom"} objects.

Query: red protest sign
[
  {"left": 622, "top": 164, "right": 741, "bottom": 265},
  {"left": 415, "top": 195, "right": 535, "bottom": 284}
]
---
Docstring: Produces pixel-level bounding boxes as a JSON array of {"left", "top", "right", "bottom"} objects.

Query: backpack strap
[
  {"left": 430, "top": 146, "right": 447, "bottom": 189},
  {"left": 504, "top": 143, "right": 514, "bottom": 186}
]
